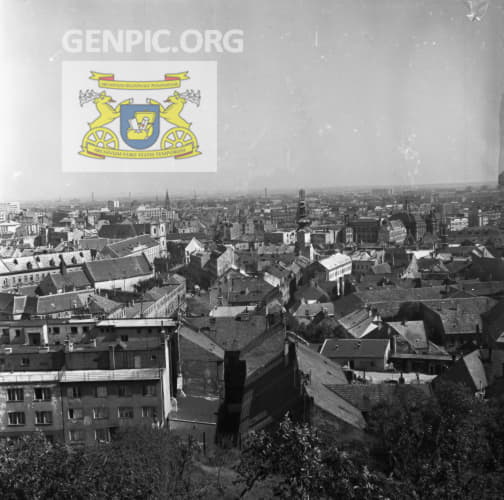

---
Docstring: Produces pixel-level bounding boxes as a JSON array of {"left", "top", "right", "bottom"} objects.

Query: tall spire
[{"left": 296, "top": 189, "right": 311, "bottom": 230}]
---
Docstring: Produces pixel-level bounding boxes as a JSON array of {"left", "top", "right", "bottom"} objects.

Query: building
[
  {"left": 218, "top": 338, "right": 366, "bottom": 446},
  {"left": 305, "top": 253, "right": 352, "bottom": 295},
  {"left": 83, "top": 254, "right": 154, "bottom": 292},
  {"left": 348, "top": 217, "right": 380, "bottom": 244},
  {"left": 378, "top": 219, "right": 407, "bottom": 246},
  {"left": 0, "top": 325, "right": 176, "bottom": 444},
  {"left": 0, "top": 250, "right": 93, "bottom": 291},
  {"left": 320, "top": 338, "right": 391, "bottom": 371},
  {"left": 101, "top": 235, "right": 162, "bottom": 264}
]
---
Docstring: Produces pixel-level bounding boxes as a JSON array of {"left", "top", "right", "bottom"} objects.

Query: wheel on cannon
[
  {"left": 161, "top": 127, "right": 199, "bottom": 155},
  {"left": 80, "top": 127, "right": 119, "bottom": 158}
]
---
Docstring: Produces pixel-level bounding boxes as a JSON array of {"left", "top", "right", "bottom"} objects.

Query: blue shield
[{"left": 120, "top": 104, "right": 160, "bottom": 150}]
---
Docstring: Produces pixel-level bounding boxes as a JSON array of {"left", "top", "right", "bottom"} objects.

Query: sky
[{"left": 1, "top": 0, "right": 504, "bottom": 201}]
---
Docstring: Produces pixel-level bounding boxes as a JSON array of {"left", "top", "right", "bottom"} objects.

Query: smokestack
[{"left": 499, "top": 94, "right": 504, "bottom": 188}]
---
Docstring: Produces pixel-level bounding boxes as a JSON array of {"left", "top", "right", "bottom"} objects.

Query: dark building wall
[{"left": 179, "top": 336, "right": 223, "bottom": 397}]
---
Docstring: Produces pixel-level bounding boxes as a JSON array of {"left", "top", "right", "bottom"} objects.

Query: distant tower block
[
  {"left": 264, "top": 187, "right": 268, "bottom": 199},
  {"left": 296, "top": 189, "right": 311, "bottom": 230},
  {"left": 164, "top": 190, "right": 171, "bottom": 210}
]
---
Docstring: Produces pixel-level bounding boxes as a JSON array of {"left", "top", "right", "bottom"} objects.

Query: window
[
  {"left": 94, "top": 386, "right": 107, "bottom": 398},
  {"left": 95, "top": 428, "right": 110, "bottom": 443},
  {"left": 67, "top": 386, "right": 82, "bottom": 399},
  {"left": 8, "top": 412, "right": 25, "bottom": 426},
  {"left": 34, "top": 387, "right": 51, "bottom": 401},
  {"left": 118, "top": 385, "right": 132, "bottom": 397},
  {"left": 35, "top": 411, "right": 52, "bottom": 425},
  {"left": 69, "top": 429, "right": 84, "bottom": 442},
  {"left": 93, "top": 407, "right": 109, "bottom": 420},
  {"left": 53, "top": 327, "right": 60, "bottom": 334},
  {"left": 83, "top": 326, "right": 89, "bottom": 333},
  {"left": 120, "top": 334, "right": 128, "bottom": 342},
  {"left": 118, "top": 407, "right": 134, "bottom": 419},
  {"left": 142, "top": 407, "right": 157, "bottom": 418},
  {"left": 71, "top": 327, "right": 78, "bottom": 334},
  {"left": 142, "top": 384, "right": 156, "bottom": 397},
  {"left": 7, "top": 388, "right": 23, "bottom": 402},
  {"left": 20, "top": 358, "right": 29, "bottom": 367},
  {"left": 15, "top": 329, "right": 21, "bottom": 338},
  {"left": 68, "top": 408, "right": 83, "bottom": 420}
]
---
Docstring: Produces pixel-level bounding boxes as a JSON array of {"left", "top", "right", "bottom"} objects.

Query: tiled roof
[
  {"left": 422, "top": 297, "right": 495, "bottom": 335},
  {"left": 355, "top": 286, "right": 447, "bottom": 304},
  {"left": 320, "top": 338, "right": 389, "bottom": 359},
  {"left": 187, "top": 314, "right": 267, "bottom": 352},
  {"left": 337, "top": 309, "right": 379, "bottom": 338},
  {"left": 327, "top": 383, "right": 432, "bottom": 412},
  {"left": 295, "top": 343, "right": 366, "bottom": 429},
  {"left": 102, "top": 235, "right": 159, "bottom": 258},
  {"left": 97, "top": 224, "right": 138, "bottom": 239},
  {"left": 39, "top": 270, "right": 91, "bottom": 293},
  {"left": 0, "top": 250, "right": 92, "bottom": 274},
  {"left": 387, "top": 321, "right": 428, "bottom": 350},
  {"left": 83, "top": 254, "right": 152, "bottom": 283},
  {"left": 26, "top": 290, "right": 93, "bottom": 315},
  {"left": 87, "top": 294, "right": 123, "bottom": 315}
]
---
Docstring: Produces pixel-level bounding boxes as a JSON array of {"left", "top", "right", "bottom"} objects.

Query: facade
[
  {"left": 305, "top": 253, "right": 352, "bottom": 295},
  {"left": 378, "top": 219, "right": 407, "bottom": 246},
  {"left": 320, "top": 338, "right": 391, "bottom": 371},
  {"left": 0, "top": 321, "right": 177, "bottom": 444},
  {"left": 348, "top": 217, "right": 380, "bottom": 244},
  {"left": 0, "top": 250, "right": 93, "bottom": 291}
]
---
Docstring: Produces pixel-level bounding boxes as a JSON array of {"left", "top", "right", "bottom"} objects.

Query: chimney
[{"left": 284, "top": 338, "right": 290, "bottom": 366}]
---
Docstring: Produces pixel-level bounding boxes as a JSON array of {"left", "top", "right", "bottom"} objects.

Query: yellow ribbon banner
[
  {"left": 89, "top": 71, "right": 189, "bottom": 90},
  {"left": 81, "top": 143, "right": 201, "bottom": 159}
]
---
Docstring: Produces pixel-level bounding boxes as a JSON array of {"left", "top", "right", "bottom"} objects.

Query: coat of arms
[{"left": 78, "top": 71, "right": 201, "bottom": 159}]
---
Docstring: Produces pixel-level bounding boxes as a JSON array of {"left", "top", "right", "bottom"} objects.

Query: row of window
[
  {"left": 67, "top": 383, "right": 156, "bottom": 399},
  {"left": 2, "top": 272, "right": 49, "bottom": 288},
  {"left": 8, "top": 406, "right": 157, "bottom": 427},
  {"left": 6, "top": 384, "right": 157, "bottom": 402},
  {"left": 7, "top": 387, "right": 51, "bottom": 402},
  {"left": 70, "top": 406, "right": 156, "bottom": 420},
  {"left": 8, "top": 411, "right": 52, "bottom": 426},
  {"left": 70, "top": 428, "right": 110, "bottom": 443},
  {"left": 1, "top": 326, "right": 89, "bottom": 338}
]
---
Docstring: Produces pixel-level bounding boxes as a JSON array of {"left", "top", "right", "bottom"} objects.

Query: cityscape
[
  {"left": 1, "top": 180, "right": 504, "bottom": 496},
  {"left": 3, "top": 0, "right": 504, "bottom": 497}
]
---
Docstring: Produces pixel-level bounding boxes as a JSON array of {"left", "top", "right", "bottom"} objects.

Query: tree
[
  {"left": 0, "top": 427, "right": 200, "bottom": 500},
  {"left": 367, "top": 381, "right": 504, "bottom": 499},
  {"left": 236, "top": 414, "right": 393, "bottom": 499}
]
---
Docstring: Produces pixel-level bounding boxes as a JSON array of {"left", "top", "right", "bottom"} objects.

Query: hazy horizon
[{"left": 2, "top": 0, "right": 504, "bottom": 201}]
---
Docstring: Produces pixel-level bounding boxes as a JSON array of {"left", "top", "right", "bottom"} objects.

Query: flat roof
[
  {"left": 97, "top": 318, "right": 177, "bottom": 328},
  {"left": 60, "top": 368, "right": 162, "bottom": 382}
]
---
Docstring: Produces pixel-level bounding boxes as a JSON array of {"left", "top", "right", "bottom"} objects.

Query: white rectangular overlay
[{"left": 61, "top": 61, "right": 217, "bottom": 173}]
